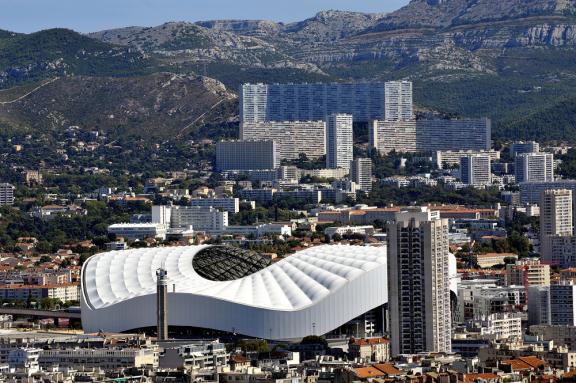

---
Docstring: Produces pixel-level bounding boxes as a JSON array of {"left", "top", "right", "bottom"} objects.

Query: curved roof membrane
[{"left": 81, "top": 244, "right": 389, "bottom": 340}]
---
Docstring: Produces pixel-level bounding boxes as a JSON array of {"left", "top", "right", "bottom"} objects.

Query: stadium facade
[{"left": 81, "top": 245, "right": 457, "bottom": 340}]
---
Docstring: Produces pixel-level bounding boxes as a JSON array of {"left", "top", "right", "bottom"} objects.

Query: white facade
[
  {"left": 370, "top": 119, "right": 491, "bottom": 154},
  {"left": 168, "top": 206, "right": 228, "bottom": 232},
  {"left": 385, "top": 81, "right": 413, "bottom": 121},
  {"left": 387, "top": 208, "right": 452, "bottom": 355},
  {"left": 324, "top": 225, "right": 375, "bottom": 238},
  {"left": 240, "top": 121, "right": 326, "bottom": 160},
  {"left": 350, "top": 158, "right": 373, "bottom": 193},
  {"left": 225, "top": 223, "right": 292, "bottom": 238},
  {"left": 460, "top": 154, "right": 492, "bottom": 187},
  {"left": 541, "top": 189, "right": 573, "bottom": 262},
  {"left": 515, "top": 153, "right": 554, "bottom": 183},
  {"left": 81, "top": 245, "right": 390, "bottom": 340},
  {"left": 240, "top": 82, "right": 387, "bottom": 123},
  {"left": 191, "top": 198, "right": 240, "bottom": 214},
  {"left": 216, "top": 140, "right": 278, "bottom": 171},
  {"left": 434, "top": 150, "right": 500, "bottom": 169},
  {"left": 473, "top": 313, "right": 522, "bottom": 340},
  {"left": 326, "top": 114, "right": 353, "bottom": 170},
  {"left": 0, "top": 183, "right": 15, "bottom": 206},
  {"left": 108, "top": 223, "right": 168, "bottom": 241}
]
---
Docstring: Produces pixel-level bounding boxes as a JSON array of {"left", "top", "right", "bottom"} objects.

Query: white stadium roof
[{"left": 81, "top": 244, "right": 389, "bottom": 340}]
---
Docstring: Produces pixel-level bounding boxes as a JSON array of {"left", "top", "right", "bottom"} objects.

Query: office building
[
  {"left": 510, "top": 141, "right": 540, "bottom": 157},
  {"left": 350, "top": 158, "right": 373, "bottom": 193},
  {"left": 0, "top": 183, "right": 15, "bottom": 206},
  {"left": 385, "top": 81, "right": 413, "bottom": 121},
  {"left": 216, "top": 140, "right": 278, "bottom": 171},
  {"left": 240, "top": 82, "right": 387, "bottom": 123},
  {"left": 387, "top": 208, "right": 452, "bottom": 355},
  {"left": 515, "top": 153, "right": 554, "bottom": 183},
  {"left": 528, "top": 282, "right": 576, "bottom": 326},
  {"left": 240, "top": 121, "right": 326, "bottom": 160},
  {"left": 434, "top": 150, "right": 500, "bottom": 169},
  {"left": 326, "top": 114, "right": 353, "bottom": 170},
  {"left": 191, "top": 198, "right": 240, "bottom": 214},
  {"left": 540, "top": 189, "right": 574, "bottom": 263},
  {"left": 460, "top": 155, "right": 492, "bottom": 187},
  {"left": 370, "top": 118, "right": 491, "bottom": 154}
]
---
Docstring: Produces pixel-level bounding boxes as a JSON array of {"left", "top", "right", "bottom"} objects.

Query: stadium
[{"left": 81, "top": 244, "right": 456, "bottom": 340}]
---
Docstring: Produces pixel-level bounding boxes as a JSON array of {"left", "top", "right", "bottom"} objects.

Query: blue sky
[{"left": 0, "top": 0, "right": 409, "bottom": 33}]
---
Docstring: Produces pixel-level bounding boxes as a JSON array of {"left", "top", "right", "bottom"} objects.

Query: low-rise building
[
  {"left": 108, "top": 223, "right": 168, "bottom": 241},
  {"left": 348, "top": 337, "right": 390, "bottom": 363},
  {"left": 476, "top": 253, "right": 518, "bottom": 268},
  {"left": 324, "top": 226, "right": 375, "bottom": 239}
]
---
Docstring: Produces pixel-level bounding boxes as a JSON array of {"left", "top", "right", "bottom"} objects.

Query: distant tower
[
  {"left": 156, "top": 268, "right": 169, "bottom": 341},
  {"left": 326, "top": 113, "right": 353, "bottom": 170}
]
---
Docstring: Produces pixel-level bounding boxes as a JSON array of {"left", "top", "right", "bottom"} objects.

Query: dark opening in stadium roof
[{"left": 192, "top": 246, "right": 272, "bottom": 281}]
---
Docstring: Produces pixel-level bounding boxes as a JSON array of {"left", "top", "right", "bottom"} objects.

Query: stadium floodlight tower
[{"left": 156, "top": 268, "right": 169, "bottom": 341}]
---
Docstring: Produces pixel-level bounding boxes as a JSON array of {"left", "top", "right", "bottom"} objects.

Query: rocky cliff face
[{"left": 88, "top": 22, "right": 323, "bottom": 73}]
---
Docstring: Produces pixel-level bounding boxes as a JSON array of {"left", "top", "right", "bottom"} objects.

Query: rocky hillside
[
  {"left": 4, "top": 1, "right": 576, "bottom": 142},
  {"left": 0, "top": 73, "right": 237, "bottom": 140},
  {"left": 0, "top": 28, "right": 152, "bottom": 89},
  {"left": 372, "top": 0, "right": 576, "bottom": 30},
  {"left": 88, "top": 22, "right": 322, "bottom": 73}
]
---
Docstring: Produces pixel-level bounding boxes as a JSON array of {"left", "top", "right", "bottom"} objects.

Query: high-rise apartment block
[
  {"left": 510, "top": 141, "right": 540, "bottom": 157},
  {"left": 387, "top": 208, "right": 452, "bottom": 356},
  {"left": 370, "top": 118, "right": 491, "bottom": 154},
  {"left": 350, "top": 158, "right": 373, "bottom": 193},
  {"left": 384, "top": 81, "right": 414, "bottom": 121},
  {"left": 0, "top": 183, "right": 15, "bottom": 206},
  {"left": 528, "top": 281, "right": 576, "bottom": 326},
  {"left": 515, "top": 153, "right": 554, "bottom": 183},
  {"left": 240, "top": 82, "right": 387, "bottom": 123},
  {"left": 326, "top": 114, "right": 353, "bottom": 170},
  {"left": 215, "top": 140, "right": 278, "bottom": 171},
  {"left": 460, "top": 155, "right": 492, "bottom": 187},
  {"left": 540, "top": 189, "right": 573, "bottom": 238},
  {"left": 540, "top": 189, "right": 576, "bottom": 266},
  {"left": 240, "top": 121, "right": 326, "bottom": 160}
]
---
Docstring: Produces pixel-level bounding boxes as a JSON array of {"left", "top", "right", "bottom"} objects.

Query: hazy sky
[{"left": 0, "top": 0, "right": 410, "bottom": 33}]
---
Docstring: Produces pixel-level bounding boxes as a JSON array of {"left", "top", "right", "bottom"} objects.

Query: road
[{"left": 0, "top": 307, "right": 81, "bottom": 319}]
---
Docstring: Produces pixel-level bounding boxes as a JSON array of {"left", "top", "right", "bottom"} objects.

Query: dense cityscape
[{"left": 3, "top": 0, "right": 576, "bottom": 382}]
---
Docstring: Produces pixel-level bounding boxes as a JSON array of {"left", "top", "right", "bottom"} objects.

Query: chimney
[{"left": 156, "top": 268, "right": 169, "bottom": 341}]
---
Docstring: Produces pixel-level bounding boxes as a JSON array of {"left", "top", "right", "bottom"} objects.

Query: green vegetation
[
  {"left": 0, "top": 29, "right": 155, "bottom": 88},
  {"left": 558, "top": 149, "right": 576, "bottom": 178},
  {"left": 358, "top": 184, "right": 502, "bottom": 207},
  {"left": 0, "top": 200, "right": 147, "bottom": 254}
]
